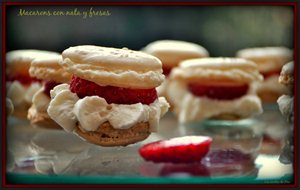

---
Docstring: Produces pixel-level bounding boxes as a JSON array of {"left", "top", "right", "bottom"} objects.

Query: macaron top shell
[
  {"left": 170, "top": 57, "right": 263, "bottom": 84},
  {"left": 6, "top": 49, "right": 59, "bottom": 76},
  {"left": 30, "top": 55, "right": 72, "bottom": 83},
  {"left": 61, "top": 45, "right": 165, "bottom": 89},
  {"left": 236, "top": 47, "right": 293, "bottom": 73},
  {"left": 142, "top": 40, "right": 209, "bottom": 67}
]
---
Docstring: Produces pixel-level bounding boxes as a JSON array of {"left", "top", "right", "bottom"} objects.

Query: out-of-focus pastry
[
  {"left": 6, "top": 98, "right": 14, "bottom": 116},
  {"left": 47, "top": 45, "right": 169, "bottom": 146},
  {"left": 27, "top": 55, "right": 72, "bottom": 129},
  {"left": 237, "top": 47, "right": 293, "bottom": 103},
  {"left": 278, "top": 61, "right": 294, "bottom": 90},
  {"left": 167, "top": 57, "right": 263, "bottom": 123},
  {"left": 142, "top": 40, "right": 209, "bottom": 97},
  {"left": 6, "top": 50, "right": 59, "bottom": 118},
  {"left": 277, "top": 61, "right": 294, "bottom": 164}
]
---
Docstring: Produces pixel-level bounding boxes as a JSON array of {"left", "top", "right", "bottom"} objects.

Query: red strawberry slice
[
  {"left": 43, "top": 80, "right": 61, "bottom": 97},
  {"left": 162, "top": 66, "right": 173, "bottom": 76},
  {"left": 69, "top": 75, "right": 158, "bottom": 105},
  {"left": 188, "top": 83, "right": 249, "bottom": 100},
  {"left": 139, "top": 136, "right": 212, "bottom": 163}
]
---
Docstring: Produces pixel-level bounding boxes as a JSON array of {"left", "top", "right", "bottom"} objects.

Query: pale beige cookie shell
[
  {"left": 279, "top": 61, "right": 294, "bottom": 87},
  {"left": 28, "top": 106, "right": 62, "bottom": 129},
  {"left": 74, "top": 122, "right": 150, "bottom": 147},
  {"left": 142, "top": 40, "right": 209, "bottom": 67},
  {"left": 29, "top": 55, "right": 72, "bottom": 83},
  {"left": 170, "top": 57, "right": 263, "bottom": 84},
  {"left": 6, "top": 49, "right": 59, "bottom": 76},
  {"left": 236, "top": 47, "right": 293, "bottom": 73},
  {"left": 61, "top": 45, "right": 164, "bottom": 89}
]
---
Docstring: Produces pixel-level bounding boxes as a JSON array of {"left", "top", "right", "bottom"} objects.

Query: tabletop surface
[{"left": 6, "top": 111, "right": 293, "bottom": 185}]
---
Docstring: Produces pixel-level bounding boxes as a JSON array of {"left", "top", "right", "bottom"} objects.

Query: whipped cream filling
[
  {"left": 166, "top": 80, "right": 262, "bottom": 123},
  {"left": 165, "top": 80, "right": 187, "bottom": 114},
  {"left": 32, "top": 88, "right": 51, "bottom": 112},
  {"left": 7, "top": 81, "right": 42, "bottom": 106},
  {"left": 179, "top": 93, "right": 263, "bottom": 123},
  {"left": 47, "top": 84, "right": 169, "bottom": 133}
]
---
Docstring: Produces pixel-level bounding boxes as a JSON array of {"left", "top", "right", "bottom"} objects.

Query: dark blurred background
[{"left": 6, "top": 5, "right": 293, "bottom": 56}]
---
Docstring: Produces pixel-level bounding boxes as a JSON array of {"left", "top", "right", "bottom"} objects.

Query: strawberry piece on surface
[
  {"left": 139, "top": 136, "right": 212, "bottom": 163},
  {"left": 188, "top": 83, "right": 249, "bottom": 100},
  {"left": 69, "top": 75, "right": 158, "bottom": 105}
]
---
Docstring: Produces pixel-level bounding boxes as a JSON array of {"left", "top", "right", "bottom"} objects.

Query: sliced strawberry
[
  {"left": 139, "top": 136, "right": 212, "bottom": 163},
  {"left": 69, "top": 76, "right": 158, "bottom": 105},
  {"left": 43, "top": 80, "right": 61, "bottom": 97},
  {"left": 188, "top": 83, "right": 249, "bottom": 100},
  {"left": 162, "top": 66, "right": 173, "bottom": 76},
  {"left": 7, "top": 74, "right": 41, "bottom": 86}
]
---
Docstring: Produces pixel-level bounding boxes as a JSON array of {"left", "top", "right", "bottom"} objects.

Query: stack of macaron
[
  {"left": 142, "top": 40, "right": 209, "bottom": 97},
  {"left": 237, "top": 47, "right": 293, "bottom": 103},
  {"left": 27, "top": 54, "right": 72, "bottom": 129},
  {"left": 277, "top": 61, "right": 294, "bottom": 122},
  {"left": 237, "top": 47, "right": 293, "bottom": 155},
  {"left": 47, "top": 45, "right": 170, "bottom": 146},
  {"left": 277, "top": 61, "right": 294, "bottom": 164},
  {"left": 6, "top": 50, "right": 59, "bottom": 118},
  {"left": 166, "top": 57, "right": 263, "bottom": 123}
]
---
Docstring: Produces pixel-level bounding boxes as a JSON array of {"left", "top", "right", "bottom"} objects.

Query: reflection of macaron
[
  {"left": 142, "top": 40, "right": 209, "bottom": 97},
  {"left": 6, "top": 50, "right": 59, "bottom": 118},
  {"left": 47, "top": 45, "right": 169, "bottom": 146},
  {"left": 236, "top": 47, "right": 293, "bottom": 103},
  {"left": 28, "top": 55, "right": 72, "bottom": 129},
  {"left": 168, "top": 57, "right": 263, "bottom": 123},
  {"left": 203, "top": 149, "right": 258, "bottom": 177},
  {"left": 30, "top": 130, "right": 90, "bottom": 174}
]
